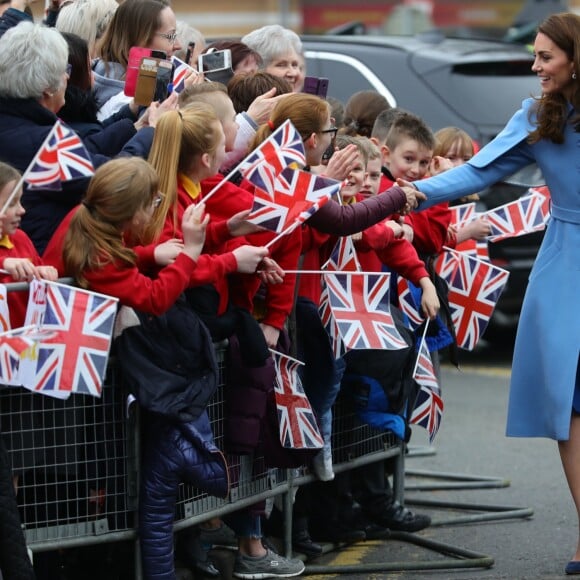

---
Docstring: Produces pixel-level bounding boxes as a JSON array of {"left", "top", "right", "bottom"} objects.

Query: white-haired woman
[
  {"left": 0, "top": 21, "right": 154, "bottom": 253},
  {"left": 55, "top": 0, "right": 119, "bottom": 59},
  {"left": 242, "top": 24, "right": 303, "bottom": 92}
]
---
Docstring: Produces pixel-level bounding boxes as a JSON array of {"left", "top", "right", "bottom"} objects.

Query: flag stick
[
  {"left": 202, "top": 119, "right": 302, "bottom": 205},
  {"left": 1, "top": 122, "right": 58, "bottom": 215},
  {"left": 273, "top": 269, "right": 390, "bottom": 276},
  {"left": 0, "top": 325, "right": 38, "bottom": 338},
  {"left": 263, "top": 225, "right": 296, "bottom": 249},
  {"left": 268, "top": 348, "right": 305, "bottom": 366},
  {"left": 411, "top": 319, "right": 430, "bottom": 378}
]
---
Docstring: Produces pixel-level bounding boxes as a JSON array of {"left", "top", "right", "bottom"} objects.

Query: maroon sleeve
[{"left": 307, "top": 186, "right": 407, "bottom": 235}]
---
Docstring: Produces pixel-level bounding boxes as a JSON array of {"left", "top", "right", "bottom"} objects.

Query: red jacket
[
  {"left": 200, "top": 174, "right": 300, "bottom": 330},
  {"left": 43, "top": 207, "right": 163, "bottom": 276},
  {"left": 0, "top": 229, "right": 43, "bottom": 328},
  {"left": 157, "top": 179, "right": 241, "bottom": 315},
  {"left": 355, "top": 223, "right": 429, "bottom": 284},
  {"left": 296, "top": 224, "right": 333, "bottom": 306},
  {"left": 380, "top": 168, "right": 452, "bottom": 256},
  {"left": 83, "top": 253, "right": 198, "bottom": 316},
  {"left": 42, "top": 207, "right": 199, "bottom": 316},
  {"left": 404, "top": 203, "right": 452, "bottom": 256}
]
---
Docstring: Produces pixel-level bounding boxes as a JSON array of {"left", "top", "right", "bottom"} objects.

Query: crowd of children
[{"left": 0, "top": 2, "right": 496, "bottom": 579}]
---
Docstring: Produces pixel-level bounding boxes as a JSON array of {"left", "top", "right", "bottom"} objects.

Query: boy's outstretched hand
[{"left": 396, "top": 179, "right": 426, "bottom": 213}]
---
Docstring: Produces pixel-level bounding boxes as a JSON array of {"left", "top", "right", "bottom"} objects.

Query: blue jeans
[
  {"left": 296, "top": 297, "right": 346, "bottom": 443},
  {"left": 224, "top": 511, "right": 261, "bottom": 539}
]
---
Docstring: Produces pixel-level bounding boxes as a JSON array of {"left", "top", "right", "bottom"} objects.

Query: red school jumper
[
  {"left": 200, "top": 174, "right": 301, "bottom": 331},
  {"left": 0, "top": 230, "right": 43, "bottom": 328}
]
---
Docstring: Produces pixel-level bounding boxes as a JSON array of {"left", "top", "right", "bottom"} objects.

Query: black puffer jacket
[{"left": 0, "top": 434, "right": 35, "bottom": 580}]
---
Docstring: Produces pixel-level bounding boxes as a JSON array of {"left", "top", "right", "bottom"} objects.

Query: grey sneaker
[
  {"left": 233, "top": 548, "right": 305, "bottom": 579},
  {"left": 199, "top": 522, "right": 238, "bottom": 550}
]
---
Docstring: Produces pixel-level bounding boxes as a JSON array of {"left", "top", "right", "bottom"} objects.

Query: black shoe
[
  {"left": 370, "top": 501, "right": 431, "bottom": 533},
  {"left": 292, "top": 529, "right": 323, "bottom": 557},
  {"left": 310, "top": 521, "right": 366, "bottom": 544},
  {"left": 177, "top": 529, "right": 221, "bottom": 578},
  {"left": 361, "top": 522, "right": 391, "bottom": 540}
]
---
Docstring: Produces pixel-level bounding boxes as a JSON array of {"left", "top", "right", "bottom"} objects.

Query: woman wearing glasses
[{"left": 93, "top": 0, "right": 181, "bottom": 119}]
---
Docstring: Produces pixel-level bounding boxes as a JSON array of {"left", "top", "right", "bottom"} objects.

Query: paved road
[{"left": 301, "top": 358, "right": 574, "bottom": 580}]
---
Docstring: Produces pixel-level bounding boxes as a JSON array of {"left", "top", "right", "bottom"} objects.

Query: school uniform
[{"left": 0, "top": 229, "right": 42, "bottom": 328}]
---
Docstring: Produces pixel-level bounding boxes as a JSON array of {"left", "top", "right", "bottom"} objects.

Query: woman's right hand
[
  {"left": 181, "top": 203, "right": 209, "bottom": 261},
  {"left": 232, "top": 245, "right": 269, "bottom": 274}
]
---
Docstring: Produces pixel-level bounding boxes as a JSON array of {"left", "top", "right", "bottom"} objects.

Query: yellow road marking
[{"left": 304, "top": 540, "right": 384, "bottom": 579}]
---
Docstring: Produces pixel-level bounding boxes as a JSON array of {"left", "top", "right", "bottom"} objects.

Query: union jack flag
[
  {"left": 396, "top": 278, "right": 423, "bottom": 330},
  {"left": 238, "top": 119, "right": 306, "bottom": 182},
  {"left": 170, "top": 56, "right": 192, "bottom": 93},
  {"left": 322, "top": 236, "right": 361, "bottom": 272},
  {"left": 437, "top": 249, "right": 509, "bottom": 350},
  {"left": 449, "top": 202, "right": 476, "bottom": 226},
  {"left": 455, "top": 239, "right": 490, "bottom": 262},
  {"left": 413, "top": 333, "right": 440, "bottom": 394},
  {"left": 25, "top": 121, "right": 94, "bottom": 190},
  {"left": 522, "top": 186, "right": 551, "bottom": 225},
  {"left": 410, "top": 386, "right": 443, "bottom": 444},
  {"left": 271, "top": 349, "right": 324, "bottom": 449},
  {"left": 0, "top": 284, "right": 9, "bottom": 331},
  {"left": 320, "top": 272, "right": 407, "bottom": 358},
  {"left": 246, "top": 166, "right": 338, "bottom": 233},
  {"left": 20, "top": 282, "right": 118, "bottom": 398},
  {"left": 483, "top": 194, "right": 545, "bottom": 242},
  {"left": 0, "top": 329, "right": 35, "bottom": 384},
  {"left": 434, "top": 246, "right": 462, "bottom": 280}
]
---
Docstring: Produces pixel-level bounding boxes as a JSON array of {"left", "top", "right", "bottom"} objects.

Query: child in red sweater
[
  {"left": 175, "top": 85, "right": 294, "bottom": 349},
  {"left": 147, "top": 94, "right": 306, "bottom": 577},
  {"left": 0, "top": 162, "right": 58, "bottom": 328},
  {"left": 61, "top": 157, "right": 207, "bottom": 314},
  {"left": 431, "top": 127, "right": 491, "bottom": 247}
]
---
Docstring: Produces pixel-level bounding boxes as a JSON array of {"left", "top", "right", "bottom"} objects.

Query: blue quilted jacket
[{"left": 139, "top": 412, "right": 229, "bottom": 580}]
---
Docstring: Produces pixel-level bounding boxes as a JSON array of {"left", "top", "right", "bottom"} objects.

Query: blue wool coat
[{"left": 416, "top": 98, "right": 580, "bottom": 440}]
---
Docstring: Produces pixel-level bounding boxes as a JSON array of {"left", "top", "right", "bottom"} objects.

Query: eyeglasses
[
  {"left": 320, "top": 126, "right": 338, "bottom": 139},
  {"left": 151, "top": 192, "right": 164, "bottom": 209},
  {"left": 156, "top": 30, "right": 178, "bottom": 44},
  {"left": 65, "top": 64, "right": 72, "bottom": 76}
]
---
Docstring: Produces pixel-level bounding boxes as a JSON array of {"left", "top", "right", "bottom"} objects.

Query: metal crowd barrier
[{"left": 0, "top": 280, "right": 404, "bottom": 579}]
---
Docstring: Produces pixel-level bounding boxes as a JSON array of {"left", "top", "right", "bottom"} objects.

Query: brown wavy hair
[
  {"left": 529, "top": 12, "right": 580, "bottom": 144},
  {"left": 63, "top": 157, "right": 159, "bottom": 288}
]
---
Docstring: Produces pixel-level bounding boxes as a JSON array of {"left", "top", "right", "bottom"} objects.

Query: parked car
[{"left": 302, "top": 33, "right": 545, "bottom": 333}]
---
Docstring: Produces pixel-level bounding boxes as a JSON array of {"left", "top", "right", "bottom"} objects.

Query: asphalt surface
[{"left": 299, "top": 337, "right": 574, "bottom": 580}]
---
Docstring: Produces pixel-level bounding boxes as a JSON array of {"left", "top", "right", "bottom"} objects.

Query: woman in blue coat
[{"left": 401, "top": 12, "right": 580, "bottom": 575}]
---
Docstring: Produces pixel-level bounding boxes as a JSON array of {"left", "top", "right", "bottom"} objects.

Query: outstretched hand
[
  {"left": 323, "top": 144, "right": 359, "bottom": 181},
  {"left": 396, "top": 178, "right": 426, "bottom": 213},
  {"left": 227, "top": 209, "right": 265, "bottom": 237}
]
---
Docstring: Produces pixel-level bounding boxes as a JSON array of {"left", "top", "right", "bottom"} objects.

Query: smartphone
[
  {"left": 322, "top": 143, "right": 335, "bottom": 163},
  {"left": 134, "top": 57, "right": 158, "bottom": 106},
  {"left": 198, "top": 49, "right": 234, "bottom": 85},
  {"left": 153, "top": 60, "right": 173, "bottom": 102},
  {"left": 303, "top": 76, "right": 329, "bottom": 99},
  {"left": 126, "top": 46, "right": 167, "bottom": 96},
  {"left": 185, "top": 42, "right": 195, "bottom": 67}
]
